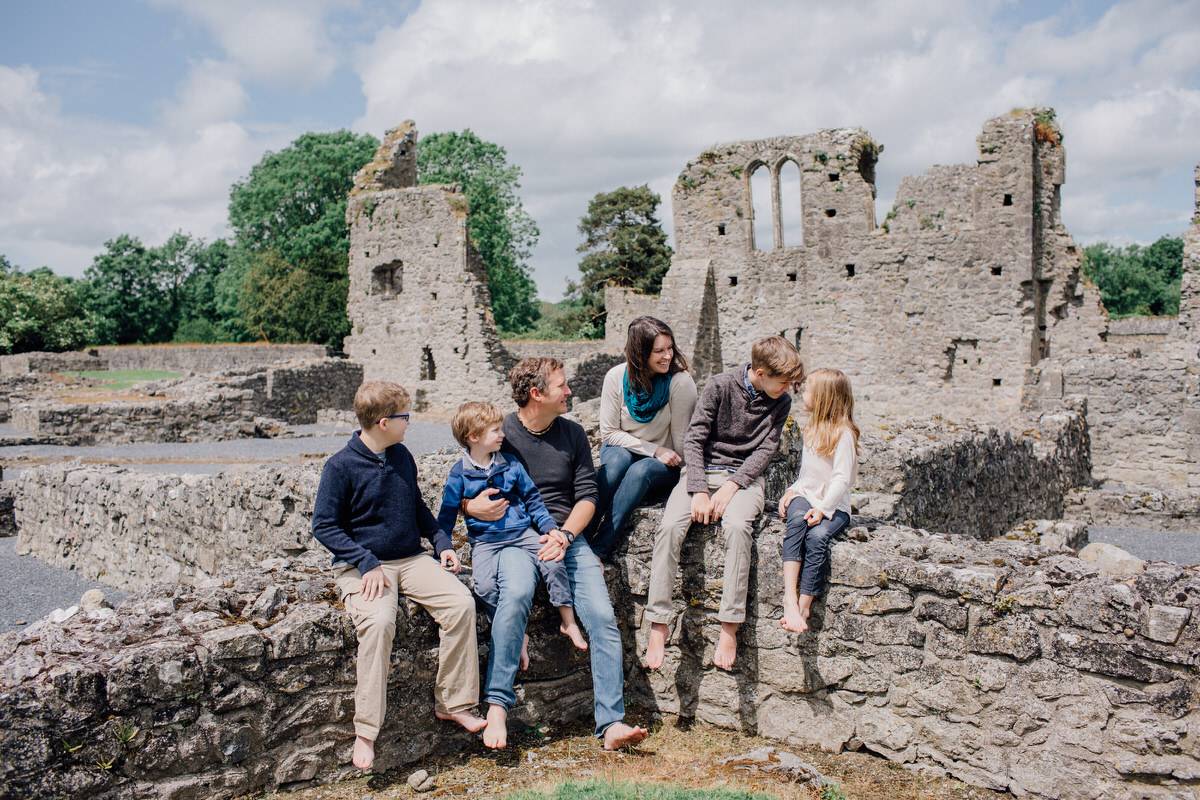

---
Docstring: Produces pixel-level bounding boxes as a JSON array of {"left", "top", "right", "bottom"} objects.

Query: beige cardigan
[
  {"left": 599, "top": 364, "right": 698, "bottom": 459},
  {"left": 787, "top": 428, "right": 857, "bottom": 516}
]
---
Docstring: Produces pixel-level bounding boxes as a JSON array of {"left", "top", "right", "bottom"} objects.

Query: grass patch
[
  {"left": 508, "top": 781, "right": 770, "bottom": 799},
  {"left": 63, "top": 370, "right": 181, "bottom": 391}
]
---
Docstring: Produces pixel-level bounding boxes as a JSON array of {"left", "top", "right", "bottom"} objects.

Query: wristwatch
[{"left": 559, "top": 527, "right": 577, "bottom": 544}]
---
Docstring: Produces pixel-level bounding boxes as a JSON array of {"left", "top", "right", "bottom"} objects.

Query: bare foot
[
  {"left": 644, "top": 622, "right": 668, "bottom": 670},
  {"left": 352, "top": 735, "right": 375, "bottom": 769},
  {"left": 436, "top": 708, "right": 488, "bottom": 733},
  {"left": 483, "top": 704, "right": 508, "bottom": 749},
  {"left": 781, "top": 602, "right": 808, "bottom": 633},
  {"left": 560, "top": 621, "right": 589, "bottom": 651},
  {"left": 520, "top": 634, "right": 530, "bottom": 671},
  {"left": 603, "top": 721, "right": 649, "bottom": 751},
  {"left": 713, "top": 623, "right": 739, "bottom": 670}
]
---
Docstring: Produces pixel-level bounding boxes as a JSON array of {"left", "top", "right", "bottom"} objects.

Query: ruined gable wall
[{"left": 343, "top": 124, "right": 511, "bottom": 410}]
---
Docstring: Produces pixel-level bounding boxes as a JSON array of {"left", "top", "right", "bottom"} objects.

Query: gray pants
[
  {"left": 645, "top": 468, "right": 766, "bottom": 625},
  {"left": 471, "top": 527, "right": 572, "bottom": 611}
]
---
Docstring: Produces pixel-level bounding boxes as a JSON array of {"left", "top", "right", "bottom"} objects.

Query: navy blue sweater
[
  {"left": 311, "top": 433, "right": 450, "bottom": 575},
  {"left": 436, "top": 452, "right": 557, "bottom": 543}
]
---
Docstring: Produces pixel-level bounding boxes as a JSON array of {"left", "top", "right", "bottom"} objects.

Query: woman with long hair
[{"left": 589, "top": 316, "right": 697, "bottom": 561}]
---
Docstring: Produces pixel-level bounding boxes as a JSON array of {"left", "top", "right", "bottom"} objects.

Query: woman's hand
[
  {"left": 463, "top": 488, "right": 509, "bottom": 522},
  {"left": 804, "top": 507, "right": 826, "bottom": 527},
  {"left": 654, "top": 446, "right": 682, "bottom": 467}
]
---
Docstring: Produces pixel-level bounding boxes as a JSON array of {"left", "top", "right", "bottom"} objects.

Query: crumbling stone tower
[{"left": 343, "top": 123, "right": 512, "bottom": 409}]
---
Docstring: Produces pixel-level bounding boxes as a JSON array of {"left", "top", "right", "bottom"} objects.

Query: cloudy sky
[{"left": 2, "top": 0, "right": 1198, "bottom": 297}]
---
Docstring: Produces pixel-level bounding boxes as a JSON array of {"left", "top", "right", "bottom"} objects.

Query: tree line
[{"left": 3, "top": 125, "right": 1182, "bottom": 356}]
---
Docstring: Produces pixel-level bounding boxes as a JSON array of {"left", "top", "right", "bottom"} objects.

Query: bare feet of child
[
  {"left": 712, "top": 622, "right": 739, "bottom": 670},
  {"left": 644, "top": 622, "right": 668, "bottom": 670},
  {"left": 559, "top": 608, "right": 589, "bottom": 651},
  {"left": 603, "top": 721, "right": 649, "bottom": 750},
  {"left": 352, "top": 735, "right": 375, "bottom": 769},
  {"left": 520, "top": 634, "right": 530, "bottom": 671},
  {"left": 435, "top": 708, "right": 488, "bottom": 733},
  {"left": 781, "top": 601, "right": 809, "bottom": 633},
  {"left": 483, "top": 704, "right": 508, "bottom": 749}
]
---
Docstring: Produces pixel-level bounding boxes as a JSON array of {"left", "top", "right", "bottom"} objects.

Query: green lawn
[
  {"left": 64, "top": 369, "right": 182, "bottom": 390},
  {"left": 507, "top": 781, "right": 775, "bottom": 800}
]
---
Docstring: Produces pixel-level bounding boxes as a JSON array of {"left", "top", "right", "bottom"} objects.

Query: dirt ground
[{"left": 251, "top": 715, "right": 1007, "bottom": 800}]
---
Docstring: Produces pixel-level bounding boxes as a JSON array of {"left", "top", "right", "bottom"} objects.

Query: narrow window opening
[
  {"left": 371, "top": 260, "right": 403, "bottom": 297},
  {"left": 991, "top": 266, "right": 1002, "bottom": 276},
  {"left": 1002, "top": 194, "right": 1013, "bottom": 206},
  {"left": 728, "top": 276, "right": 738, "bottom": 287},
  {"left": 779, "top": 159, "right": 803, "bottom": 247},
  {"left": 825, "top": 208, "right": 837, "bottom": 217},
  {"left": 431, "top": 291, "right": 438, "bottom": 300},
  {"left": 795, "top": 328, "right": 803, "bottom": 348},
  {"left": 420, "top": 347, "right": 437, "bottom": 381},
  {"left": 993, "top": 378, "right": 1002, "bottom": 387},
  {"left": 1066, "top": 245, "right": 1076, "bottom": 254},
  {"left": 828, "top": 173, "right": 840, "bottom": 182},
  {"left": 750, "top": 163, "right": 772, "bottom": 251},
  {"left": 845, "top": 264, "right": 856, "bottom": 278},
  {"left": 786, "top": 272, "right": 797, "bottom": 282},
  {"left": 717, "top": 223, "right": 726, "bottom": 236}
]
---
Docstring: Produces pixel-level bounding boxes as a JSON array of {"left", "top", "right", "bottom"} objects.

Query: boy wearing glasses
[
  {"left": 312, "top": 381, "right": 484, "bottom": 771},
  {"left": 437, "top": 401, "right": 589, "bottom": 659}
]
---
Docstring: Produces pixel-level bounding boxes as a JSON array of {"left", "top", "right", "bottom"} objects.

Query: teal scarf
[{"left": 623, "top": 369, "right": 672, "bottom": 423}]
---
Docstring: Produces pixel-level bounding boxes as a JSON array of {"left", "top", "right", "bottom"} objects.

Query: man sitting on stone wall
[{"left": 463, "top": 357, "right": 649, "bottom": 751}]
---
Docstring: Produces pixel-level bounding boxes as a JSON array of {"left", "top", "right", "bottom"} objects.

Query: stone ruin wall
[
  {"left": 3, "top": 443, "right": 1196, "bottom": 799},
  {"left": 342, "top": 123, "right": 513, "bottom": 411},
  {"left": 10, "top": 408, "right": 1088, "bottom": 593},
  {"left": 92, "top": 344, "right": 330, "bottom": 374}
]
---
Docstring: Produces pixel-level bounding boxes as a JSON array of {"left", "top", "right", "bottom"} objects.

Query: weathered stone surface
[
  {"left": 1145, "top": 606, "right": 1192, "bottom": 645},
  {"left": 1078, "top": 542, "right": 1147, "bottom": 578}
]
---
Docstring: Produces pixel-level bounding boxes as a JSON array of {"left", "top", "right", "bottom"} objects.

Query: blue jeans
[
  {"left": 590, "top": 444, "right": 679, "bottom": 560},
  {"left": 782, "top": 496, "right": 851, "bottom": 596},
  {"left": 483, "top": 536, "right": 625, "bottom": 738}
]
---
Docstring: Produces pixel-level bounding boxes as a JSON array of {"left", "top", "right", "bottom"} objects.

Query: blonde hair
[
  {"left": 354, "top": 381, "right": 411, "bottom": 429},
  {"left": 751, "top": 335, "right": 806, "bottom": 381},
  {"left": 803, "top": 369, "right": 860, "bottom": 458},
  {"left": 451, "top": 401, "right": 504, "bottom": 447}
]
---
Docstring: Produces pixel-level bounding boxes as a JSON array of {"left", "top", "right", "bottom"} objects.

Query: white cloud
[
  {"left": 353, "top": 0, "right": 1199, "bottom": 297},
  {"left": 151, "top": 0, "right": 350, "bottom": 87},
  {"left": 0, "top": 65, "right": 284, "bottom": 275},
  {"left": 161, "top": 59, "right": 248, "bottom": 131}
]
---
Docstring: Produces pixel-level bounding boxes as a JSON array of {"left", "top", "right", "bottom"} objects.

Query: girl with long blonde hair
[{"left": 776, "top": 368, "right": 860, "bottom": 633}]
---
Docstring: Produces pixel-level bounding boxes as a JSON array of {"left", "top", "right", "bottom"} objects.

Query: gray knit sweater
[{"left": 683, "top": 365, "right": 792, "bottom": 493}]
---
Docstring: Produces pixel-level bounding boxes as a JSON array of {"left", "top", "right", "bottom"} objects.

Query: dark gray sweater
[{"left": 683, "top": 365, "right": 791, "bottom": 493}]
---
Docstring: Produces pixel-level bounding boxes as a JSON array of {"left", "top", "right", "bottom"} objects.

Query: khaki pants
[
  {"left": 645, "top": 468, "right": 765, "bottom": 625},
  {"left": 335, "top": 554, "right": 479, "bottom": 740}
]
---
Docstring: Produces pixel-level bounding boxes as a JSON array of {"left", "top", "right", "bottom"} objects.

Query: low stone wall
[
  {"left": 0, "top": 350, "right": 105, "bottom": 377},
  {"left": 0, "top": 469, "right": 14, "bottom": 538},
  {"left": 501, "top": 339, "right": 609, "bottom": 364},
  {"left": 1066, "top": 484, "right": 1200, "bottom": 532},
  {"left": 568, "top": 352, "right": 625, "bottom": 403},
  {"left": 94, "top": 344, "right": 327, "bottom": 374},
  {"left": 11, "top": 390, "right": 259, "bottom": 446},
  {"left": 261, "top": 359, "right": 362, "bottom": 424},
  {"left": 0, "top": 551, "right": 590, "bottom": 800}
]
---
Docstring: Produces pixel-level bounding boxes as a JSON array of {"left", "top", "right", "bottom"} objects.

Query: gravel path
[
  {"left": 1089, "top": 526, "right": 1200, "bottom": 565},
  {"left": 0, "top": 538, "right": 121, "bottom": 634}
]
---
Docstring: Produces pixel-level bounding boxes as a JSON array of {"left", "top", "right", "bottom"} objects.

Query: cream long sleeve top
[
  {"left": 788, "top": 428, "right": 858, "bottom": 517},
  {"left": 599, "top": 363, "right": 698, "bottom": 460}
]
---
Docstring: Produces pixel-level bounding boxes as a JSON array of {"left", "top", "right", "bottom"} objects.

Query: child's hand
[
  {"left": 690, "top": 492, "right": 712, "bottom": 524},
  {"left": 440, "top": 549, "right": 461, "bottom": 573},
  {"left": 360, "top": 566, "right": 390, "bottom": 601},
  {"left": 538, "top": 530, "right": 568, "bottom": 562},
  {"left": 804, "top": 507, "right": 825, "bottom": 527},
  {"left": 709, "top": 481, "right": 739, "bottom": 521},
  {"left": 778, "top": 490, "right": 796, "bottom": 519},
  {"left": 654, "top": 446, "right": 682, "bottom": 467}
]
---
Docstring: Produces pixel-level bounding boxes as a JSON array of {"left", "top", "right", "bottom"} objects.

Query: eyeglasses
[{"left": 383, "top": 412, "right": 411, "bottom": 423}]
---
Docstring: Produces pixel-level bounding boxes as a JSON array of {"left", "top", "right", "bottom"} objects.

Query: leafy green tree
[
  {"left": 227, "top": 130, "right": 378, "bottom": 345},
  {"left": 417, "top": 130, "right": 541, "bottom": 334},
  {"left": 0, "top": 258, "right": 96, "bottom": 353},
  {"left": 84, "top": 235, "right": 174, "bottom": 344},
  {"left": 566, "top": 185, "right": 674, "bottom": 337},
  {"left": 1082, "top": 236, "right": 1183, "bottom": 317}
]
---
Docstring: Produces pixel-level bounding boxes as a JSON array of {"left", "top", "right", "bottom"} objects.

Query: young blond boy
[
  {"left": 312, "top": 381, "right": 484, "bottom": 770},
  {"left": 644, "top": 336, "right": 805, "bottom": 671}
]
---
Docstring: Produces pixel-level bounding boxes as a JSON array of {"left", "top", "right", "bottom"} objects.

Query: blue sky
[{"left": 2, "top": 0, "right": 1197, "bottom": 298}]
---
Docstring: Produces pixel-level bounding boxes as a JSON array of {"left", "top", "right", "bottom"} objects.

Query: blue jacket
[
  {"left": 436, "top": 452, "right": 557, "bottom": 543},
  {"left": 311, "top": 433, "right": 450, "bottom": 575}
]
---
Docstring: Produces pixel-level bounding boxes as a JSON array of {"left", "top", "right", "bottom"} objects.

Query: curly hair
[{"left": 508, "top": 356, "right": 565, "bottom": 407}]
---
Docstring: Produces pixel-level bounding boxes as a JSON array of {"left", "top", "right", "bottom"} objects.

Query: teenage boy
[
  {"left": 312, "top": 381, "right": 484, "bottom": 771},
  {"left": 644, "top": 336, "right": 805, "bottom": 672}
]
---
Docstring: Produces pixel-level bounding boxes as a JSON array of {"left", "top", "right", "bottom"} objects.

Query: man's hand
[
  {"left": 537, "top": 529, "right": 570, "bottom": 562},
  {"left": 463, "top": 488, "right": 509, "bottom": 522},
  {"left": 440, "top": 549, "right": 461, "bottom": 573},
  {"left": 690, "top": 492, "right": 712, "bottom": 524},
  {"left": 778, "top": 490, "right": 797, "bottom": 520},
  {"left": 359, "top": 566, "right": 390, "bottom": 602},
  {"left": 709, "top": 481, "right": 739, "bottom": 522},
  {"left": 804, "top": 507, "right": 826, "bottom": 527},
  {"left": 654, "top": 446, "right": 682, "bottom": 467}
]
